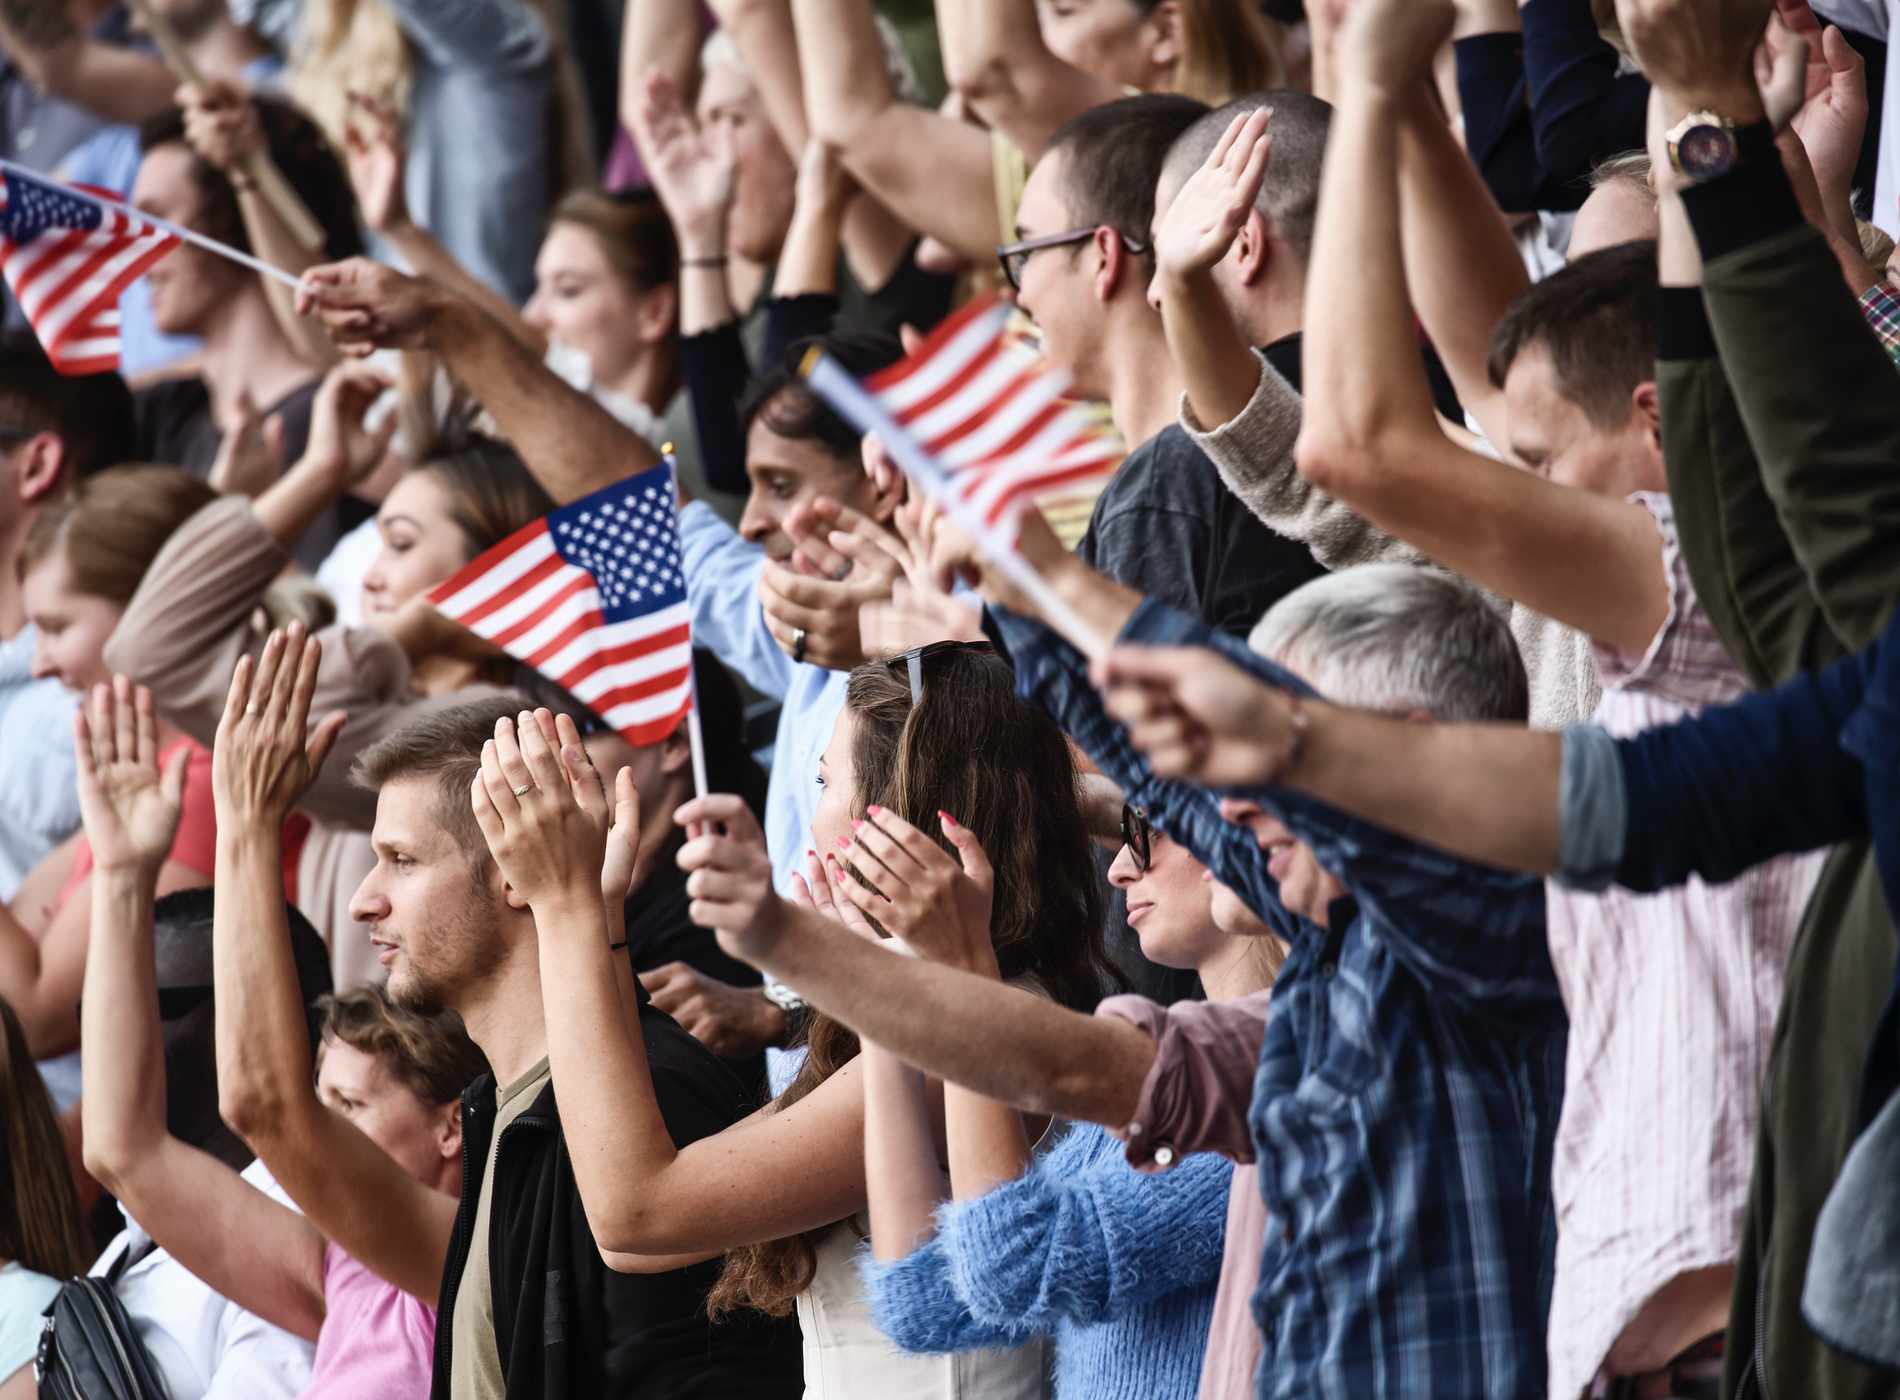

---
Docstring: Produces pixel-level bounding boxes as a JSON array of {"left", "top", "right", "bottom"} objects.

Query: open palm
[
  {"left": 75, "top": 678, "right": 187, "bottom": 876},
  {"left": 1153, "top": 108, "right": 1273, "bottom": 284},
  {"left": 638, "top": 70, "right": 736, "bottom": 235}
]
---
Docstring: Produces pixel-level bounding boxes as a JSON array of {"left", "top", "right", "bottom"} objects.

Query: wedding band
[
  {"left": 792, "top": 627, "right": 808, "bottom": 664},
  {"left": 245, "top": 703, "right": 259, "bottom": 716},
  {"left": 831, "top": 563, "right": 850, "bottom": 582},
  {"left": 511, "top": 783, "right": 532, "bottom": 798}
]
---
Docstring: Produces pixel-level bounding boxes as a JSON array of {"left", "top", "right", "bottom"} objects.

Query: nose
[
  {"left": 348, "top": 873, "right": 390, "bottom": 925},
  {"left": 1107, "top": 843, "right": 1140, "bottom": 888},
  {"left": 29, "top": 638, "right": 55, "bottom": 680},
  {"left": 1145, "top": 266, "right": 1164, "bottom": 315},
  {"left": 737, "top": 495, "right": 774, "bottom": 545},
  {"left": 522, "top": 291, "right": 551, "bottom": 334}
]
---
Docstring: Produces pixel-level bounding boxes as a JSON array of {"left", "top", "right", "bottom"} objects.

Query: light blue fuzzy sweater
[{"left": 857, "top": 1121, "right": 1231, "bottom": 1399}]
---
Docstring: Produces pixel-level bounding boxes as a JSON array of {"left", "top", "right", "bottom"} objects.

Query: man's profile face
[
  {"left": 350, "top": 778, "right": 505, "bottom": 1014},
  {"left": 131, "top": 143, "right": 237, "bottom": 336},
  {"left": 1010, "top": 152, "right": 1107, "bottom": 396},
  {"left": 1501, "top": 342, "right": 1659, "bottom": 498},
  {"left": 737, "top": 412, "right": 873, "bottom": 562},
  {"left": 697, "top": 64, "right": 796, "bottom": 264}
]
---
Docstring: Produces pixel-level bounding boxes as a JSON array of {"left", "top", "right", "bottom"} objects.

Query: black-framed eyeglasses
[
  {"left": 889, "top": 639, "right": 994, "bottom": 708},
  {"left": 1121, "top": 803, "right": 1153, "bottom": 875},
  {"left": 995, "top": 227, "right": 1151, "bottom": 293}
]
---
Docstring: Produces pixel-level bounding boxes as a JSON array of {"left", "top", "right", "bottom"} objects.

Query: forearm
[
  {"left": 742, "top": 906, "right": 1152, "bottom": 1128},
  {"left": 235, "top": 190, "right": 340, "bottom": 368},
  {"left": 253, "top": 453, "right": 350, "bottom": 547},
  {"left": 0, "top": 22, "right": 179, "bottom": 124},
  {"left": 1159, "top": 268, "right": 1267, "bottom": 432},
  {"left": 1395, "top": 87, "right": 1528, "bottom": 439},
  {"left": 1281, "top": 704, "right": 1566, "bottom": 875},
  {"left": 711, "top": 0, "right": 809, "bottom": 150},
  {"left": 79, "top": 869, "right": 167, "bottom": 1183},
  {"left": 533, "top": 890, "right": 685, "bottom": 1252},
  {"left": 619, "top": 0, "right": 706, "bottom": 164},
  {"left": 775, "top": 201, "right": 845, "bottom": 299},
  {"left": 387, "top": 222, "right": 542, "bottom": 351},
  {"left": 212, "top": 829, "right": 318, "bottom": 1142},
  {"left": 430, "top": 297, "right": 659, "bottom": 503},
  {"left": 944, "top": 1084, "right": 1030, "bottom": 1204},
  {"left": 863, "top": 1044, "right": 948, "bottom": 1261}
]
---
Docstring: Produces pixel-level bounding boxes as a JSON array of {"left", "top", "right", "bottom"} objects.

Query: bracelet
[{"left": 680, "top": 255, "right": 729, "bottom": 269}]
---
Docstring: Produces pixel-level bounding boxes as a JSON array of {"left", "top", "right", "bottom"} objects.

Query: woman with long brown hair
[
  {"left": 519, "top": 642, "right": 1125, "bottom": 1396},
  {"left": 0, "top": 995, "right": 91, "bottom": 1387}
]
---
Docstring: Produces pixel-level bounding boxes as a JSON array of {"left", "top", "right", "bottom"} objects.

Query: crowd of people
[{"left": 1, "top": 0, "right": 1898, "bottom": 1396}]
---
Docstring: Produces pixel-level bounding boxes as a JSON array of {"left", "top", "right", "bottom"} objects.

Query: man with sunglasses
[
  {"left": 0, "top": 331, "right": 136, "bottom": 901},
  {"left": 1000, "top": 94, "right": 1328, "bottom": 999}
]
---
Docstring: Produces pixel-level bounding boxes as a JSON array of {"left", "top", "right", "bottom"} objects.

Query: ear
[
  {"left": 1631, "top": 380, "right": 1661, "bottom": 451},
  {"left": 436, "top": 1097, "right": 463, "bottom": 1161},
  {"left": 636, "top": 281, "right": 680, "bottom": 345},
  {"left": 1143, "top": 0, "right": 1182, "bottom": 70},
  {"left": 14, "top": 432, "right": 69, "bottom": 506},
  {"left": 658, "top": 724, "right": 693, "bottom": 778},
  {"left": 502, "top": 880, "right": 532, "bottom": 912},
  {"left": 862, "top": 448, "right": 904, "bottom": 524},
  {"left": 1232, "top": 209, "right": 1272, "bottom": 287},
  {"left": 1092, "top": 225, "right": 1129, "bottom": 303}
]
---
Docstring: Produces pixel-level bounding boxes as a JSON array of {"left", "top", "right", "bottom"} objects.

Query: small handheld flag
[
  {"left": 428, "top": 460, "right": 698, "bottom": 755},
  {"left": 799, "top": 296, "right": 1118, "bottom": 658},
  {"left": 0, "top": 167, "right": 179, "bottom": 374}
]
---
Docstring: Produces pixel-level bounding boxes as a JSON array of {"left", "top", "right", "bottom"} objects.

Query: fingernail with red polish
[
  {"left": 866, "top": 804, "right": 882, "bottom": 816},
  {"left": 852, "top": 819, "right": 864, "bottom": 831},
  {"left": 938, "top": 811, "right": 957, "bottom": 828},
  {"left": 834, "top": 835, "right": 852, "bottom": 851}
]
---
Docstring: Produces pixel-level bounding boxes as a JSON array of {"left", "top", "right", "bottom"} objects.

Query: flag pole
[
  {"left": 0, "top": 159, "right": 304, "bottom": 292},
  {"left": 662, "top": 447, "right": 711, "bottom": 800},
  {"left": 799, "top": 349, "right": 1110, "bottom": 661}
]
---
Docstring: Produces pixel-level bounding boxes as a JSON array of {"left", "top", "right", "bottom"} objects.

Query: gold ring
[{"left": 511, "top": 783, "right": 533, "bottom": 798}]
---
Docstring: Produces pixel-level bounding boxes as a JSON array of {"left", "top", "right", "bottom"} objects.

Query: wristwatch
[
  {"left": 1664, "top": 110, "right": 1744, "bottom": 180},
  {"left": 762, "top": 977, "right": 807, "bottom": 1015}
]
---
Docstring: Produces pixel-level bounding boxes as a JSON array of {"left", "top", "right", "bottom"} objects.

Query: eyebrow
[{"left": 379, "top": 513, "right": 422, "bottom": 531}]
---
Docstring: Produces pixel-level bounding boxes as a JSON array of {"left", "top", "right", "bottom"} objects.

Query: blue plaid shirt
[{"left": 995, "top": 598, "right": 1567, "bottom": 1399}]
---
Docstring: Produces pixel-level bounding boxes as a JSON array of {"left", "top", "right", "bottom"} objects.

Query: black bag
[{"left": 34, "top": 1242, "right": 170, "bottom": 1400}]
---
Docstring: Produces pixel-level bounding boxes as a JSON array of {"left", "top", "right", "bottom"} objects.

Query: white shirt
[
  {"left": 0, "top": 626, "right": 79, "bottom": 901},
  {"left": 1869, "top": 1, "right": 1900, "bottom": 237},
  {"left": 92, "top": 1158, "right": 316, "bottom": 1400}
]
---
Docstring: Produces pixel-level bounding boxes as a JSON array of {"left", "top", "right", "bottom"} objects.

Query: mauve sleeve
[{"left": 1094, "top": 990, "right": 1272, "bottom": 1168}]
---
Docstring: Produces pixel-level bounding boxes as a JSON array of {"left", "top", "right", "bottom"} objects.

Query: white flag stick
[
  {"left": 0, "top": 159, "right": 304, "bottom": 291},
  {"left": 800, "top": 349, "right": 1109, "bottom": 661},
  {"left": 660, "top": 449, "right": 711, "bottom": 800}
]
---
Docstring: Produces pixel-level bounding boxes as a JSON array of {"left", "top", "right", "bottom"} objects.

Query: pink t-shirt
[{"left": 303, "top": 1244, "right": 436, "bottom": 1400}]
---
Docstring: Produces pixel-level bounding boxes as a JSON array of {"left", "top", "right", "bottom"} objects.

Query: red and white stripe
[
  {"left": 867, "top": 295, "right": 1122, "bottom": 530},
  {"left": 0, "top": 182, "right": 177, "bottom": 375},
  {"left": 429, "top": 520, "right": 694, "bottom": 745}
]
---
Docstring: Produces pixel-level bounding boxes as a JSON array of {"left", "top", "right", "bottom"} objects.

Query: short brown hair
[
  {"left": 315, "top": 984, "right": 487, "bottom": 1107},
  {"left": 411, "top": 436, "right": 555, "bottom": 563},
  {"left": 1486, "top": 240, "right": 1658, "bottom": 429},
  {"left": 352, "top": 692, "right": 535, "bottom": 867},
  {"left": 18, "top": 463, "right": 217, "bottom": 598},
  {"left": 549, "top": 187, "right": 679, "bottom": 296}
]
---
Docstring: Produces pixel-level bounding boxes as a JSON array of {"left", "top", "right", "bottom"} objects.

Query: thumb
[
  {"left": 939, "top": 812, "right": 992, "bottom": 888},
  {"left": 160, "top": 745, "right": 192, "bottom": 807},
  {"left": 262, "top": 414, "right": 286, "bottom": 468}
]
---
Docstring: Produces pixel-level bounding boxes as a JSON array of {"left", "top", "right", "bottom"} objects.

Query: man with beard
[{"left": 210, "top": 625, "right": 802, "bottom": 1399}]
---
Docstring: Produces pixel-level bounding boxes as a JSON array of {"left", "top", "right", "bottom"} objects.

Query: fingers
[
  {"left": 480, "top": 736, "right": 523, "bottom": 823},
  {"left": 612, "top": 767, "right": 639, "bottom": 840},
  {"left": 250, "top": 628, "right": 287, "bottom": 717},
  {"left": 492, "top": 714, "right": 535, "bottom": 801},
  {"left": 514, "top": 708, "right": 568, "bottom": 796},
  {"left": 853, "top": 805, "right": 942, "bottom": 881},
  {"left": 938, "top": 811, "right": 992, "bottom": 886},
  {"left": 286, "top": 627, "right": 324, "bottom": 735},
  {"left": 219, "top": 651, "right": 253, "bottom": 737},
  {"left": 675, "top": 793, "right": 758, "bottom": 840},
  {"left": 134, "top": 681, "right": 159, "bottom": 769},
  {"left": 113, "top": 673, "right": 136, "bottom": 769},
  {"left": 470, "top": 766, "right": 505, "bottom": 846},
  {"left": 159, "top": 743, "right": 190, "bottom": 807}
]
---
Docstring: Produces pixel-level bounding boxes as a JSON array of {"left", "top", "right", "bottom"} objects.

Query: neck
[
  {"left": 1101, "top": 315, "right": 1186, "bottom": 448},
  {"left": 184, "top": 18, "right": 271, "bottom": 79},
  {"left": 1199, "top": 937, "right": 1275, "bottom": 1002},
  {"left": 604, "top": 345, "right": 679, "bottom": 418},
  {"left": 456, "top": 942, "right": 549, "bottom": 1087},
  {"left": 198, "top": 291, "right": 314, "bottom": 429},
  {"left": 1235, "top": 274, "right": 1306, "bottom": 352}
]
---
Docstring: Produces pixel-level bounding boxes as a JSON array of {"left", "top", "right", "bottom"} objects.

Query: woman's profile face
[
  {"left": 359, "top": 471, "right": 475, "bottom": 624},
  {"left": 1035, "top": 0, "right": 1170, "bottom": 92},
  {"left": 809, "top": 706, "right": 862, "bottom": 859},
  {"left": 23, "top": 551, "right": 122, "bottom": 693},
  {"left": 523, "top": 222, "right": 653, "bottom": 391}
]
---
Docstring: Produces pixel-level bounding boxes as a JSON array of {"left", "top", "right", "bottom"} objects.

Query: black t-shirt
[{"left": 133, "top": 375, "right": 364, "bottom": 573}]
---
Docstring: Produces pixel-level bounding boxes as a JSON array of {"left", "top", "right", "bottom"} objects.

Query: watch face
[{"left": 1677, "top": 124, "right": 1737, "bottom": 178}]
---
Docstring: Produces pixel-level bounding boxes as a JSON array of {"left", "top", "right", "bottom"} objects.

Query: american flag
[
  {"left": 0, "top": 168, "right": 178, "bottom": 375},
  {"left": 863, "top": 294, "right": 1122, "bottom": 531},
  {"left": 428, "top": 460, "right": 694, "bottom": 746}
]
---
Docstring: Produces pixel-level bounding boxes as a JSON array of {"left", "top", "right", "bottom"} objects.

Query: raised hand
[
  {"left": 835, "top": 808, "right": 998, "bottom": 974},
  {"left": 1336, "top": 0, "right": 1457, "bottom": 94},
  {"left": 758, "top": 558, "right": 897, "bottom": 671},
  {"left": 299, "top": 362, "right": 398, "bottom": 491},
  {"left": 178, "top": 80, "right": 264, "bottom": 173},
  {"left": 1615, "top": 0, "right": 1773, "bottom": 115},
  {"left": 342, "top": 91, "right": 410, "bottom": 235},
  {"left": 1153, "top": 108, "right": 1273, "bottom": 288},
  {"left": 674, "top": 794, "right": 790, "bottom": 963},
  {"left": 74, "top": 677, "right": 189, "bottom": 880},
  {"left": 1095, "top": 643, "right": 1305, "bottom": 787},
  {"left": 207, "top": 387, "right": 286, "bottom": 497},
  {"left": 297, "top": 259, "right": 451, "bottom": 358},
  {"left": 469, "top": 709, "right": 615, "bottom": 912},
  {"left": 639, "top": 961, "right": 787, "bottom": 1057},
  {"left": 789, "top": 847, "right": 881, "bottom": 941},
  {"left": 212, "top": 625, "right": 347, "bottom": 824},
  {"left": 637, "top": 68, "right": 736, "bottom": 254}
]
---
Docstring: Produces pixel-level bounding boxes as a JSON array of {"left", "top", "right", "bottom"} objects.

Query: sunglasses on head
[
  {"left": 887, "top": 639, "right": 994, "bottom": 708},
  {"left": 1121, "top": 803, "right": 1154, "bottom": 875}
]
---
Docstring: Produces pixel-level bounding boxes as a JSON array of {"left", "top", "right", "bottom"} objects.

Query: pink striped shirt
[{"left": 1543, "top": 493, "right": 1828, "bottom": 1399}]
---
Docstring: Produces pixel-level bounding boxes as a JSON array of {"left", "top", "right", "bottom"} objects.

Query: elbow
[
  {"left": 805, "top": 86, "right": 889, "bottom": 161},
  {"left": 217, "top": 1078, "right": 289, "bottom": 1148},
  {"left": 944, "top": 56, "right": 1018, "bottom": 117},
  {"left": 80, "top": 1132, "right": 132, "bottom": 1195},
  {"left": 589, "top": 1201, "right": 667, "bottom": 1258},
  {"left": 1293, "top": 425, "right": 1379, "bottom": 502}
]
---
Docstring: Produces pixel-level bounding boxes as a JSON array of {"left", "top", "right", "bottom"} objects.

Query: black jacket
[{"left": 430, "top": 995, "right": 803, "bottom": 1398}]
